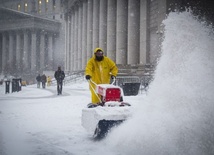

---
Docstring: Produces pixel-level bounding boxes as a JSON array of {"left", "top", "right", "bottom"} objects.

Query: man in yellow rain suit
[{"left": 85, "top": 47, "right": 118, "bottom": 104}]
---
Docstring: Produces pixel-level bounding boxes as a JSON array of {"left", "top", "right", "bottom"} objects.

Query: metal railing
[
  {"left": 140, "top": 74, "right": 154, "bottom": 93},
  {"left": 50, "top": 71, "right": 154, "bottom": 95},
  {"left": 51, "top": 70, "right": 84, "bottom": 86}
]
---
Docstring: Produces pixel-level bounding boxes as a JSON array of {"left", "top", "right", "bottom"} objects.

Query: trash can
[
  {"left": 12, "top": 79, "right": 16, "bottom": 92},
  {"left": 12, "top": 78, "right": 20, "bottom": 92},
  {"left": 5, "top": 80, "right": 10, "bottom": 94},
  {"left": 122, "top": 82, "right": 141, "bottom": 96}
]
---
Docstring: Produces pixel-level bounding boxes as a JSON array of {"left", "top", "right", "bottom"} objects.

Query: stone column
[
  {"left": 92, "top": 0, "right": 99, "bottom": 50},
  {"left": 23, "top": 31, "right": 29, "bottom": 69},
  {"left": 68, "top": 16, "right": 72, "bottom": 71},
  {"left": 70, "top": 9, "right": 74, "bottom": 71},
  {"left": 16, "top": 32, "right": 21, "bottom": 70},
  {"left": 99, "top": 0, "right": 107, "bottom": 53},
  {"left": 74, "top": 5, "right": 78, "bottom": 70},
  {"left": 127, "top": 0, "right": 140, "bottom": 64},
  {"left": 107, "top": 0, "right": 116, "bottom": 61},
  {"left": 140, "top": 0, "right": 149, "bottom": 65},
  {"left": 116, "top": 0, "right": 128, "bottom": 64},
  {"left": 87, "top": 0, "right": 93, "bottom": 59},
  {"left": 48, "top": 33, "right": 53, "bottom": 70},
  {"left": 65, "top": 15, "right": 70, "bottom": 71},
  {"left": 82, "top": 0, "right": 88, "bottom": 69},
  {"left": 1, "top": 33, "right": 7, "bottom": 72},
  {"left": 78, "top": 1, "right": 83, "bottom": 70},
  {"left": 40, "top": 31, "right": 45, "bottom": 71},
  {"left": 8, "top": 32, "right": 14, "bottom": 64},
  {"left": 31, "top": 31, "right": 37, "bottom": 71}
]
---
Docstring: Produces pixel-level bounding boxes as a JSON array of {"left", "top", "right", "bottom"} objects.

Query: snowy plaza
[{"left": 1, "top": 11, "right": 214, "bottom": 155}]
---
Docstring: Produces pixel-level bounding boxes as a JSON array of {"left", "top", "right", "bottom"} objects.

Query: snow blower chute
[{"left": 81, "top": 77, "right": 132, "bottom": 139}]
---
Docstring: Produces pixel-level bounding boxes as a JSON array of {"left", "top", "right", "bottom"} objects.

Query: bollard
[{"left": 5, "top": 80, "right": 10, "bottom": 94}]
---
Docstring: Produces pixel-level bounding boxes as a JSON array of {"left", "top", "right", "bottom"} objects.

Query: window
[
  {"left": 24, "top": 3, "right": 28, "bottom": 12},
  {"left": 38, "top": 0, "right": 42, "bottom": 13},
  {"left": 17, "top": 4, "right": 21, "bottom": 11},
  {"left": 45, "top": 0, "right": 48, "bottom": 12}
]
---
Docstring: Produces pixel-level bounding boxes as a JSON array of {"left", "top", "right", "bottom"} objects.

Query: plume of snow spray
[{"left": 106, "top": 10, "right": 214, "bottom": 155}]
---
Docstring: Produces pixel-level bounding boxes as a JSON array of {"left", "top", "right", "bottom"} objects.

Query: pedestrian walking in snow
[
  {"left": 41, "top": 74, "right": 47, "bottom": 89},
  {"left": 36, "top": 74, "right": 41, "bottom": 88},
  {"left": 54, "top": 66, "right": 65, "bottom": 95}
]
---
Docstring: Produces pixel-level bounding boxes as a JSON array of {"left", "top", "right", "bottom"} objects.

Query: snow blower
[{"left": 81, "top": 77, "right": 132, "bottom": 140}]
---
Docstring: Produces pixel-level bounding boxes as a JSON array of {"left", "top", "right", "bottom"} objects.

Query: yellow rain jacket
[{"left": 85, "top": 48, "right": 118, "bottom": 104}]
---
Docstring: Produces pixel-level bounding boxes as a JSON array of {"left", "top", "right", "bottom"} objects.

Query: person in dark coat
[
  {"left": 41, "top": 74, "right": 47, "bottom": 89},
  {"left": 36, "top": 74, "right": 41, "bottom": 88},
  {"left": 54, "top": 66, "right": 65, "bottom": 95}
]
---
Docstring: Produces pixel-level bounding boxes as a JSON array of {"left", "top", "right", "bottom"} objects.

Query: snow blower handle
[
  {"left": 111, "top": 75, "right": 116, "bottom": 85},
  {"left": 87, "top": 79, "right": 102, "bottom": 103},
  {"left": 87, "top": 76, "right": 115, "bottom": 104},
  {"left": 89, "top": 76, "right": 116, "bottom": 86},
  {"left": 88, "top": 79, "right": 97, "bottom": 86}
]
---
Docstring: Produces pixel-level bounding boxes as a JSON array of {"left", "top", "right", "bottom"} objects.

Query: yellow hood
[{"left": 94, "top": 47, "right": 103, "bottom": 53}]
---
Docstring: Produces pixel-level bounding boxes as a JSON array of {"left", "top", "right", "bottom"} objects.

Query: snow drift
[{"left": 106, "top": 11, "right": 214, "bottom": 155}]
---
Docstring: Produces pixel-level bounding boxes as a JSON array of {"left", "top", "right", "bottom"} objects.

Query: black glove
[
  {"left": 85, "top": 75, "right": 91, "bottom": 80},
  {"left": 111, "top": 75, "right": 116, "bottom": 79}
]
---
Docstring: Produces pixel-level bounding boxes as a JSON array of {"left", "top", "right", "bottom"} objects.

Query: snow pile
[{"left": 106, "top": 11, "right": 214, "bottom": 155}]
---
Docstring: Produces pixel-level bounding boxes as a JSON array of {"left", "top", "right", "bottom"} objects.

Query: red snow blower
[{"left": 81, "top": 77, "right": 132, "bottom": 140}]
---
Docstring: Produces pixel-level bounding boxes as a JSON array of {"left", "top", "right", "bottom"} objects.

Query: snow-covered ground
[
  {"left": 0, "top": 79, "right": 141, "bottom": 155},
  {"left": 1, "top": 10, "right": 214, "bottom": 155}
]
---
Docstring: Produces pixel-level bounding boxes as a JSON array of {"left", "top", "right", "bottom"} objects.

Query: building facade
[
  {"left": 0, "top": 0, "right": 65, "bottom": 79},
  {"left": 63, "top": 0, "right": 214, "bottom": 75},
  {"left": 64, "top": 0, "right": 162, "bottom": 75},
  {"left": 0, "top": 0, "right": 213, "bottom": 79}
]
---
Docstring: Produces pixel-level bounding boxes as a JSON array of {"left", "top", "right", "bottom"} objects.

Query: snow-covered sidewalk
[
  {"left": 0, "top": 82, "right": 102, "bottom": 155},
  {"left": 0, "top": 81, "right": 140, "bottom": 155}
]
